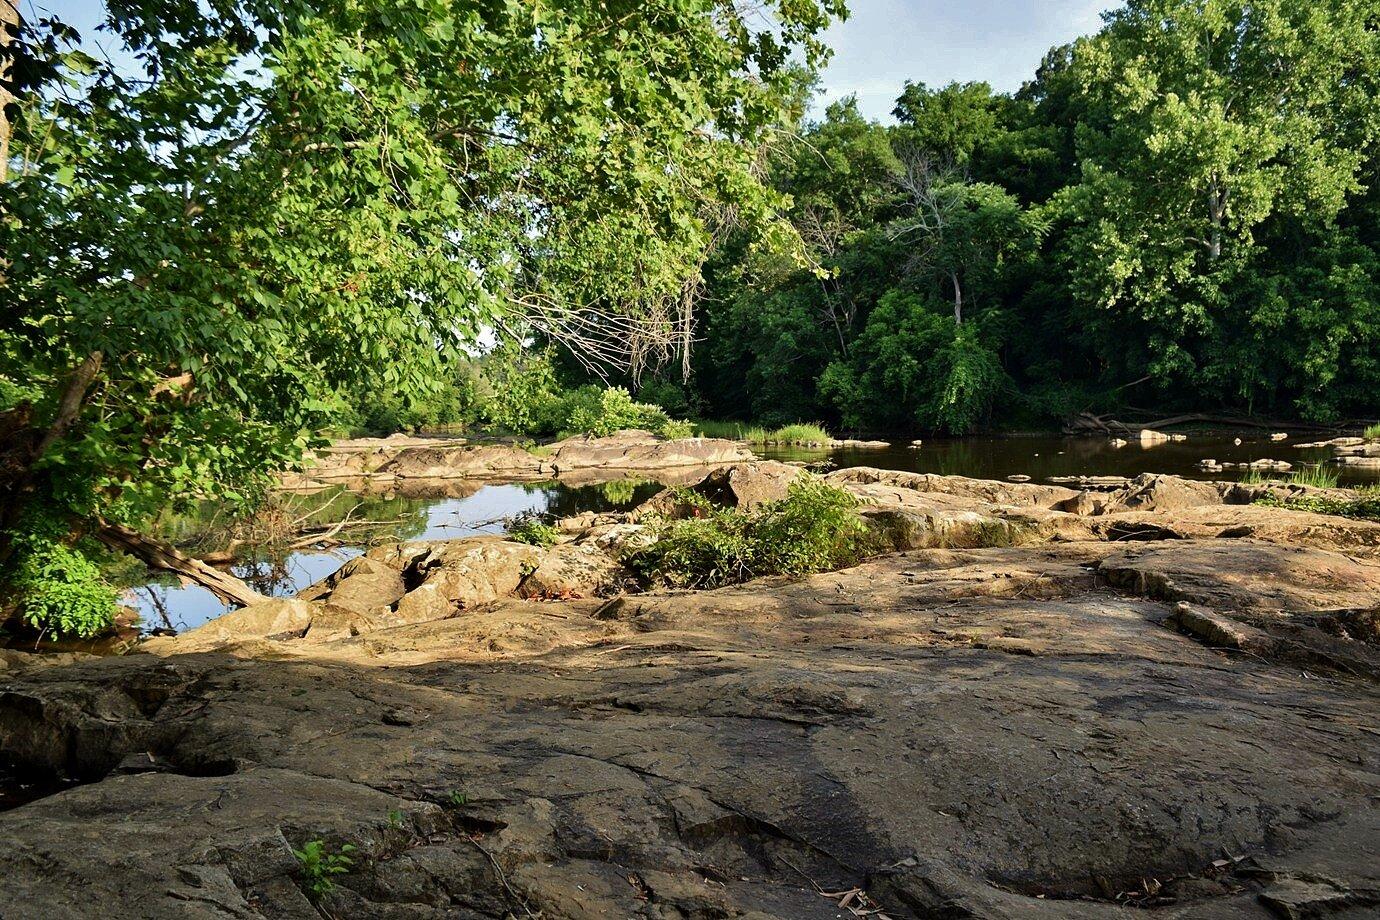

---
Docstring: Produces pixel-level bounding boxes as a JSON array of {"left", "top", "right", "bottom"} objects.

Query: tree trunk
[
  {"left": 1, "top": 0, "right": 19, "bottom": 185},
  {"left": 951, "top": 272, "right": 963, "bottom": 326},
  {"left": 1207, "top": 183, "right": 1227, "bottom": 262},
  {"left": 96, "top": 521, "right": 270, "bottom": 608}
]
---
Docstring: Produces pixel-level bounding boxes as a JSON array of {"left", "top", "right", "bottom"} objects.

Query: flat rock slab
[{"left": 2, "top": 540, "right": 1379, "bottom": 918}]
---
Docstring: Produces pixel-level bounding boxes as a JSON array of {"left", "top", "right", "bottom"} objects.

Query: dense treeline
[{"left": 665, "top": 0, "right": 1380, "bottom": 433}]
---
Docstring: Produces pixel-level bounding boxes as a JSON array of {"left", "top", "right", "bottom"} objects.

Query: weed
[
  {"left": 446, "top": 791, "right": 469, "bottom": 807},
  {"left": 292, "top": 839, "right": 356, "bottom": 901},
  {"left": 1364, "top": 423, "right": 1380, "bottom": 440},
  {"left": 507, "top": 512, "right": 561, "bottom": 548}
]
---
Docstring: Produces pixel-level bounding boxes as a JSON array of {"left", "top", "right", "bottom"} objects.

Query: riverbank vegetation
[{"left": 630, "top": 480, "right": 870, "bottom": 589}]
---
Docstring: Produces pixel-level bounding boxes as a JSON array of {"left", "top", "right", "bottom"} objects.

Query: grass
[
  {"left": 1365, "top": 423, "right": 1380, "bottom": 440},
  {"left": 1289, "top": 465, "right": 1340, "bottom": 489},
  {"left": 691, "top": 420, "right": 831, "bottom": 445},
  {"left": 1240, "top": 465, "right": 1339, "bottom": 489}
]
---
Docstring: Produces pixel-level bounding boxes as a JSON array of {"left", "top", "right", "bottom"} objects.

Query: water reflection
[
  {"left": 762, "top": 432, "right": 1379, "bottom": 486},
  {"left": 125, "top": 479, "right": 662, "bottom": 633}
]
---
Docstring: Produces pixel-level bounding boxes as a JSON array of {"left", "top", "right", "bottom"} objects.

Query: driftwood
[
  {"left": 97, "top": 521, "right": 268, "bottom": 608},
  {"left": 1064, "top": 410, "right": 1344, "bottom": 436}
]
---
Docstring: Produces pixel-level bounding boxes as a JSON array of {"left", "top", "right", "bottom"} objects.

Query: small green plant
[
  {"left": 292, "top": 839, "right": 356, "bottom": 901},
  {"left": 386, "top": 810, "right": 404, "bottom": 829},
  {"left": 630, "top": 479, "right": 869, "bottom": 589},
  {"left": 446, "top": 790, "right": 469, "bottom": 807},
  {"left": 507, "top": 513, "right": 561, "bottom": 548},
  {"left": 1364, "top": 423, "right": 1380, "bottom": 440}
]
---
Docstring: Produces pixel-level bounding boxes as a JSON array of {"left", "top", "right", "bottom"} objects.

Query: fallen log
[{"left": 97, "top": 521, "right": 269, "bottom": 608}]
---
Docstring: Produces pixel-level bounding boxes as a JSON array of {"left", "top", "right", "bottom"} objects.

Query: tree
[
  {"left": 1063, "top": 0, "right": 1380, "bottom": 395},
  {"left": 0, "top": 0, "right": 843, "bottom": 633}
]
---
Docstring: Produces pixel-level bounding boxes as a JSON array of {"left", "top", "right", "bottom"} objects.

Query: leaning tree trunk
[{"left": 96, "top": 521, "right": 269, "bottom": 608}]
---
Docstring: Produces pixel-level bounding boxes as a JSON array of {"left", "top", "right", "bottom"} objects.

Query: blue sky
[
  {"left": 819, "top": 0, "right": 1116, "bottom": 120},
  {"left": 52, "top": 0, "right": 1116, "bottom": 122}
]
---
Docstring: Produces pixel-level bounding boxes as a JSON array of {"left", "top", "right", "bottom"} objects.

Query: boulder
[
  {"left": 409, "top": 539, "right": 543, "bottom": 607},
  {"left": 143, "top": 598, "right": 317, "bottom": 652},
  {"left": 1138, "top": 428, "right": 1170, "bottom": 445},
  {"left": 1100, "top": 474, "right": 1223, "bottom": 514},
  {"left": 320, "top": 563, "right": 406, "bottom": 615},
  {"left": 518, "top": 542, "right": 625, "bottom": 598}
]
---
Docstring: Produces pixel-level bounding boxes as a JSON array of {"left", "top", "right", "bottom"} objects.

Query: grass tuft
[
  {"left": 1365, "top": 422, "right": 1380, "bottom": 440},
  {"left": 691, "top": 420, "right": 831, "bottom": 446}
]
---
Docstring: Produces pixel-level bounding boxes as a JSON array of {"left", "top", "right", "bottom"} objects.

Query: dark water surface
[{"left": 764, "top": 431, "right": 1378, "bottom": 485}]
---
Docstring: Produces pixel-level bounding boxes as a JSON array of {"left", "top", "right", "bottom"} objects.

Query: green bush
[
  {"left": 629, "top": 479, "right": 871, "bottom": 589},
  {"left": 554, "top": 385, "right": 693, "bottom": 439},
  {"left": 767, "top": 423, "right": 831, "bottom": 445},
  {"left": 1365, "top": 423, "right": 1380, "bottom": 440},
  {"left": 6, "top": 528, "right": 118, "bottom": 638},
  {"left": 507, "top": 513, "right": 561, "bottom": 548}
]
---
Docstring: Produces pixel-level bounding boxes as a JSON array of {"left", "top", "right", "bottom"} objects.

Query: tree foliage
[
  {"left": 0, "top": 0, "right": 842, "bottom": 632},
  {"left": 688, "top": 0, "right": 1380, "bottom": 434}
]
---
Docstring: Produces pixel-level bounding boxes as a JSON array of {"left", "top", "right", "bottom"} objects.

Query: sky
[
  {"left": 817, "top": 0, "right": 1116, "bottom": 121},
  {"left": 53, "top": 0, "right": 1116, "bottom": 123}
]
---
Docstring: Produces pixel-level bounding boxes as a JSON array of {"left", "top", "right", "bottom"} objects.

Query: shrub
[
  {"left": 1365, "top": 423, "right": 1380, "bottom": 440},
  {"left": 507, "top": 513, "right": 561, "bottom": 548},
  {"left": 629, "top": 479, "right": 870, "bottom": 589},
  {"left": 555, "top": 386, "right": 692, "bottom": 439},
  {"left": 4, "top": 517, "right": 118, "bottom": 638},
  {"left": 767, "top": 423, "right": 831, "bottom": 445}
]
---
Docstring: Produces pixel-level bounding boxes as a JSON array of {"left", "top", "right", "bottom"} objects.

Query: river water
[{"left": 123, "top": 431, "right": 1374, "bottom": 633}]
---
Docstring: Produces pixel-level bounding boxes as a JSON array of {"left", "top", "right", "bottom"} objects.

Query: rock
[
  {"left": 1138, "top": 428, "right": 1170, "bottom": 445},
  {"left": 704, "top": 461, "right": 806, "bottom": 509},
  {"left": 1109, "top": 438, "right": 1128, "bottom": 448},
  {"left": 296, "top": 432, "right": 755, "bottom": 486},
  {"left": 518, "top": 542, "right": 625, "bottom": 598},
  {"left": 1338, "top": 455, "right": 1380, "bottom": 467},
  {"left": 1007, "top": 474, "right": 1032, "bottom": 483},
  {"left": 1271, "top": 432, "right": 1289, "bottom": 441},
  {"left": 910, "top": 439, "right": 924, "bottom": 447},
  {"left": 389, "top": 582, "right": 457, "bottom": 626},
  {"left": 321, "top": 563, "right": 406, "bottom": 615},
  {"left": 1234, "top": 437, "right": 1243, "bottom": 445},
  {"left": 1167, "top": 602, "right": 1274, "bottom": 653},
  {"left": 4, "top": 537, "right": 1380, "bottom": 919},
  {"left": 143, "top": 597, "right": 317, "bottom": 651},
  {"left": 1100, "top": 474, "right": 1223, "bottom": 513},
  {"left": 403, "top": 539, "right": 543, "bottom": 607}
]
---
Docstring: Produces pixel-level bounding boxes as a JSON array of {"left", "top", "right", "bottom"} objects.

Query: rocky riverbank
[
  {"left": 281, "top": 429, "right": 757, "bottom": 492},
  {"left": 1, "top": 467, "right": 1378, "bottom": 918}
]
